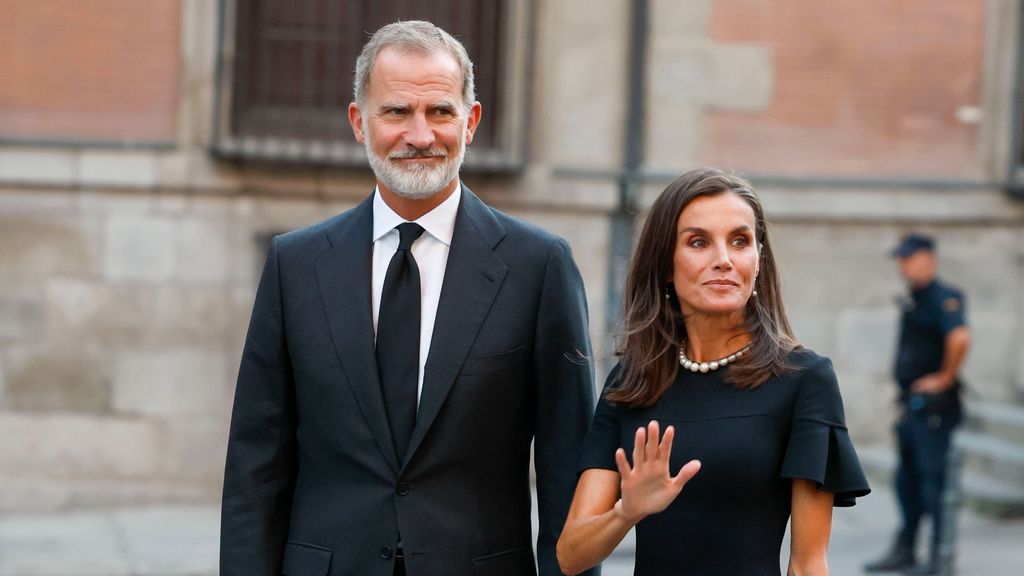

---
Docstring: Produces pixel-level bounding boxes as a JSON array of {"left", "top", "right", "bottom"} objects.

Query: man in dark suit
[{"left": 220, "top": 20, "right": 597, "bottom": 576}]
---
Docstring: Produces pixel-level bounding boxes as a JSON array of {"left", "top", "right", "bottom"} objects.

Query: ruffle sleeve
[{"left": 779, "top": 355, "right": 871, "bottom": 507}]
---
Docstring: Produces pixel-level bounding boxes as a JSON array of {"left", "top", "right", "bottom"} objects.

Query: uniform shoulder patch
[{"left": 942, "top": 297, "right": 961, "bottom": 312}]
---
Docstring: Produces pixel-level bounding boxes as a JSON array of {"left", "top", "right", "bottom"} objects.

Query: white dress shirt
[{"left": 371, "top": 185, "right": 461, "bottom": 403}]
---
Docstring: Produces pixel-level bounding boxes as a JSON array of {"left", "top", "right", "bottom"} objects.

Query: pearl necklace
[{"left": 679, "top": 342, "right": 752, "bottom": 373}]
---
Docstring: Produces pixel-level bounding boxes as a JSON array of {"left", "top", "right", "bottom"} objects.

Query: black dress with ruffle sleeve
[{"left": 578, "top": 349, "right": 870, "bottom": 576}]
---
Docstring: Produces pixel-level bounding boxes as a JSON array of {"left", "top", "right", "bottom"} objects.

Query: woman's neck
[{"left": 682, "top": 313, "right": 752, "bottom": 362}]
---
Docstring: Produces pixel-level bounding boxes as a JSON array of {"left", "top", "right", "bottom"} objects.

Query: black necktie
[{"left": 376, "top": 222, "right": 425, "bottom": 461}]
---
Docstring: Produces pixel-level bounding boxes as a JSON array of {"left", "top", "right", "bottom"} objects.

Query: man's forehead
[{"left": 374, "top": 45, "right": 461, "bottom": 73}]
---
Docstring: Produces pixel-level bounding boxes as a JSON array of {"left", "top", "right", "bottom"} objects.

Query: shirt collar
[
  {"left": 371, "top": 183, "right": 462, "bottom": 246},
  {"left": 911, "top": 278, "right": 938, "bottom": 298}
]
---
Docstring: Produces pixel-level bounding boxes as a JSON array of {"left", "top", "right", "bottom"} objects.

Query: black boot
[
  {"left": 901, "top": 563, "right": 937, "bottom": 575},
  {"left": 864, "top": 543, "right": 915, "bottom": 573}
]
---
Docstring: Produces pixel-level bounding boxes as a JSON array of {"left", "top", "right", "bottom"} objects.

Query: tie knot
[{"left": 396, "top": 222, "right": 425, "bottom": 250}]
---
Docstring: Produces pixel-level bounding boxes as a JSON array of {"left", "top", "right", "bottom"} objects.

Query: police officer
[{"left": 865, "top": 233, "right": 971, "bottom": 575}]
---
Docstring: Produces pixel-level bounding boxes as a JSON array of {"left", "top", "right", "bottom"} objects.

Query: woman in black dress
[{"left": 557, "top": 168, "right": 870, "bottom": 575}]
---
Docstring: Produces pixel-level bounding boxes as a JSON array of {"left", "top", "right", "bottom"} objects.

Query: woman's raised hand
[{"left": 614, "top": 420, "right": 701, "bottom": 525}]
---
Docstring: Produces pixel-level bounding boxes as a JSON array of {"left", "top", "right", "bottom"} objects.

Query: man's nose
[{"left": 404, "top": 113, "right": 436, "bottom": 149}]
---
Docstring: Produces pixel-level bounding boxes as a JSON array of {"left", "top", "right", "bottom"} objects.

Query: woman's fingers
[
  {"left": 672, "top": 459, "right": 702, "bottom": 488},
  {"left": 658, "top": 425, "right": 675, "bottom": 461},
  {"left": 614, "top": 447, "right": 632, "bottom": 478},
  {"left": 644, "top": 421, "right": 660, "bottom": 463},
  {"left": 632, "top": 425, "right": 646, "bottom": 467}
]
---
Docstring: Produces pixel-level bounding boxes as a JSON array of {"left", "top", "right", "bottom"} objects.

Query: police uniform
[{"left": 893, "top": 277, "right": 966, "bottom": 564}]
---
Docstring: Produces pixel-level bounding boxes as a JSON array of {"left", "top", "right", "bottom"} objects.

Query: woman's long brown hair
[{"left": 606, "top": 168, "right": 800, "bottom": 407}]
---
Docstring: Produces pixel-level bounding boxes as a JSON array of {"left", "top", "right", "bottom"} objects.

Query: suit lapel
[
  {"left": 316, "top": 196, "right": 400, "bottom": 474},
  {"left": 403, "top": 187, "right": 508, "bottom": 470}
]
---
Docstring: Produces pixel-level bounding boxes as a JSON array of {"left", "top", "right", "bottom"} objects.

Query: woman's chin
[{"left": 685, "top": 301, "right": 747, "bottom": 317}]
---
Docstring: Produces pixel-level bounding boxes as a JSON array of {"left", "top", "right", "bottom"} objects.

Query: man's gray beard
[{"left": 365, "top": 134, "right": 466, "bottom": 201}]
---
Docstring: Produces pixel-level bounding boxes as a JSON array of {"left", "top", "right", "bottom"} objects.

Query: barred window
[{"left": 214, "top": 0, "right": 531, "bottom": 169}]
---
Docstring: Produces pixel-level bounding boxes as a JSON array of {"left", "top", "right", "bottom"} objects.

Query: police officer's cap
[{"left": 891, "top": 233, "right": 935, "bottom": 258}]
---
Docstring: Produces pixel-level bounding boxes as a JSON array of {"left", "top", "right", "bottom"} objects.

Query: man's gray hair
[{"left": 353, "top": 20, "right": 476, "bottom": 112}]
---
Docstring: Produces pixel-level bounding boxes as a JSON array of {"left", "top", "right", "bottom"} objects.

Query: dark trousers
[
  {"left": 894, "top": 409, "right": 957, "bottom": 559},
  {"left": 393, "top": 556, "right": 405, "bottom": 576}
]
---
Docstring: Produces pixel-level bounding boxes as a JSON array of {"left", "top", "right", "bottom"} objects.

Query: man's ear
[
  {"left": 348, "top": 102, "right": 366, "bottom": 143},
  {"left": 464, "top": 101, "right": 482, "bottom": 145}
]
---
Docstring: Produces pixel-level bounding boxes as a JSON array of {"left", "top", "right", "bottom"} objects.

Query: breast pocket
[{"left": 459, "top": 345, "right": 528, "bottom": 377}]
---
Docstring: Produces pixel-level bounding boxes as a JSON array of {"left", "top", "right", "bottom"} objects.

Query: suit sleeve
[
  {"left": 220, "top": 236, "right": 298, "bottom": 576},
  {"left": 532, "top": 238, "right": 599, "bottom": 576}
]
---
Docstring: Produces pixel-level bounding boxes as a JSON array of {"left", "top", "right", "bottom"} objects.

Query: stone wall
[{"left": 1, "top": 0, "right": 1023, "bottom": 512}]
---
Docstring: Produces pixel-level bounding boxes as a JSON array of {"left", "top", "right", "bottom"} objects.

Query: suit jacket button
[
  {"left": 397, "top": 482, "right": 410, "bottom": 496},
  {"left": 380, "top": 545, "right": 393, "bottom": 559}
]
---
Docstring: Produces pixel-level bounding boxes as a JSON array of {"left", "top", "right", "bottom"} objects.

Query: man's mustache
[{"left": 389, "top": 148, "right": 446, "bottom": 160}]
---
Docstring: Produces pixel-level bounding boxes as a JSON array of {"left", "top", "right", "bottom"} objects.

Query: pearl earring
[{"left": 752, "top": 290, "right": 758, "bottom": 297}]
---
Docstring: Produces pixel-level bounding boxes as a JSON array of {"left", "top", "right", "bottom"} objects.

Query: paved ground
[{"left": 1, "top": 483, "right": 1021, "bottom": 575}]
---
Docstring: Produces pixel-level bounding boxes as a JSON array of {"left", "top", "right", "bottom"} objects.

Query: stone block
[
  {"left": 788, "top": 311, "right": 835, "bottom": 355},
  {"left": 46, "top": 281, "right": 228, "bottom": 348},
  {"left": 160, "top": 417, "right": 229, "bottom": 480},
  {"left": 541, "top": 0, "right": 629, "bottom": 167},
  {"left": 0, "top": 295, "right": 42, "bottom": 342},
  {"left": 154, "top": 190, "right": 190, "bottom": 215},
  {"left": 0, "top": 413, "right": 161, "bottom": 478},
  {"left": 319, "top": 169, "right": 375, "bottom": 200},
  {"left": 78, "top": 150, "right": 159, "bottom": 189},
  {"left": 154, "top": 285, "right": 230, "bottom": 346},
  {"left": 0, "top": 149, "right": 76, "bottom": 186},
  {"left": 46, "top": 279, "right": 152, "bottom": 346},
  {"left": 758, "top": 188, "right": 1024, "bottom": 224},
  {"left": 251, "top": 197, "right": 332, "bottom": 235},
  {"left": 112, "top": 349, "right": 228, "bottom": 417},
  {"left": 3, "top": 347, "right": 110, "bottom": 413},
  {"left": 941, "top": 253, "right": 1020, "bottom": 316},
  {"left": 111, "top": 506, "right": 220, "bottom": 575},
  {"left": 478, "top": 168, "right": 617, "bottom": 213},
  {"left": 0, "top": 509, "right": 131, "bottom": 576},
  {"left": 646, "top": 40, "right": 771, "bottom": 166},
  {"left": 0, "top": 188, "right": 79, "bottom": 216},
  {"left": 651, "top": 0, "right": 713, "bottom": 37},
  {"left": 157, "top": 150, "right": 241, "bottom": 193},
  {"left": 705, "top": 43, "right": 774, "bottom": 111},
  {"left": 963, "top": 314, "right": 1017, "bottom": 400},
  {"left": 241, "top": 164, "right": 318, "bottom": 196},
  {"left": 649, "top": 39, "right": 709, "bottom": 106},
  {"left": 77, "top": 188, "right": 156, "bottom": 215},
  {"left": 835, "top": 370, "right": 897, "bottom": 446},
  {"left": 0, "top": 216, "right": 97, "bottom": 278},
  {"left": 102, "top": 215, "right": 177, "bottom": 281},
  {"left": 176, "top": 218, "right": 229, "bottom": 283},
  {"left": 644, "top": 103, "right": 702, "bottom": 168},
  {"left": 0, "top": 476, "right": 218, "bottom": 513},
  {"left": 0, "top": 476, "right": 72, "bottom": 512},
  {"left": 835, "top": 308, "right": 899, "bottom": 373}
]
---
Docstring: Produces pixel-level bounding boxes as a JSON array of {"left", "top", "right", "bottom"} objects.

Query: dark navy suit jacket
[{"left": 221, "top": 185, "right": 597, "bottom": 576}]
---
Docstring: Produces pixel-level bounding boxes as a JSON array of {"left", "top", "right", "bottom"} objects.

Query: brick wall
[
  {"left": 0, "top": 0, "right": 181, "bottom": 143},
  {"left": 702, "top": 0, "right": 986, "bottom": 177}
]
